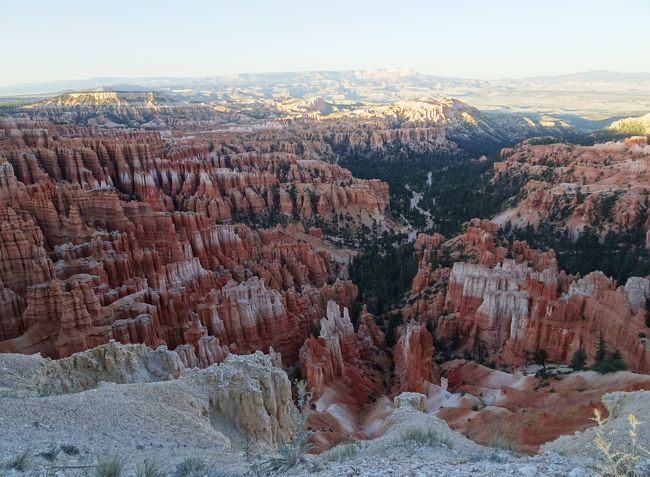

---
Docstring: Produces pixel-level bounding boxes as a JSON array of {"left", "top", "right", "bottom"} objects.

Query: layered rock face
[
  {"left": 297, "top": 301, "right": 446, "bottom": 450},
  {"left": 189, "top": 350, "right": 295, "bottom": 447},
  {"left": 404, "top": 220, "right": 650, "bottom": 373},
  {"left": 0, "top": 340, "right": 184, "bottom": 395},
  {"left": 0, "top": 120, "right": 386, "bottom": 363},
  {"left": 0, "top": 342, "right": 296, "bottom": 449}
]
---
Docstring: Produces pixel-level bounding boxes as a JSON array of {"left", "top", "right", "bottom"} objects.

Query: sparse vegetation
[
  {"left": 320, "top": 442, "right": 359, "bottom": 462},
  {"left": 95, "top": 455, "right": 126, "bottom": 477},
  {"left": 136, "top": 458, "right": 165, "bottom": 477},
  {"left": 40, "top": 445, "right": 59, "bottom": 462},
  {"left": 488, "top": 432, "right": 517, "bottom": 453},
  {"left": 60, "top": 444, "right": 81, "bottom": 456},
  {"left": 504, "top": 212, "right": 650, "bottom": 284},
  {"left": 401, "top": 428, "right": 453, "bottom": 448},
  {"left": 174, "top": 457, "right": 206, "bottom": 477},
  {"left": 36, "top": 382, "right": 52, "bottom": 397},
  {"left": 592, "top": 409, "right": 650, "bottom": 477},
  {"left": 7, "top": 449, "right": 31, "bottom": 471}
]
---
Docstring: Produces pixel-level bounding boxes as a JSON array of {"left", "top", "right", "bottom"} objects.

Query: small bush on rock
[
  {"left": 593, "top": 350, "right": 627, "bottom": 374},
  {"left": 401, "top": 428, "right": 453, "bottom": 448},
  {"left": 593, "top": 409, "right": 650, "bottom": 476},
  {"left": 570, "top": 345, "right": 587, "bottom": 370}
]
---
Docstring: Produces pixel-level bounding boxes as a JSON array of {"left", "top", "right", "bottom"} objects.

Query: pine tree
[
  {"left": 570, "top": 345, "right": 587, "bottom": 370},
  {"left": 592, "top": 338, "right": 627, "bottom": 374},
  {"left": 606, "top": 350, "right": 627, "bottom": 372},
  {"left": 594, "top": 335, "right": 607, "bottom": 364},
  {"left": 533, "top": 348, "right": 549, "bottom": 369}
]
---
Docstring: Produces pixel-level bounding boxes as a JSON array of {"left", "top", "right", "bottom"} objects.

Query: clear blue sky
[{"left": 2, "top": 0, "right": 649, "bottom": 85}]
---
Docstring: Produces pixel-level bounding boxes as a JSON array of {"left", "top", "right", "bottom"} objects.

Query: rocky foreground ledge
[{"left": 1, "top": 342, "right": 649, "bottom": 477}]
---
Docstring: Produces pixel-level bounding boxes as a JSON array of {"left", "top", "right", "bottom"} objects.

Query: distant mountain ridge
[
  {"left": 2, "top": 69, "right": 649, "bottom": 118},
  {"left": 28, "top": 90, "right": 173, "bottom": 108},
  {"left": 525, "top": 70, "right": 650, "bottom": 82}
]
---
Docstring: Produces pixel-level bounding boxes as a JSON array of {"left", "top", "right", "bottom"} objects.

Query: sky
[{"left": 2, "top": 0, "right": 650, "bottom": 86}]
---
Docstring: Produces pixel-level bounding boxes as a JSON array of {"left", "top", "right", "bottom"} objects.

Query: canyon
[
  {"left": 0, "top": 117, "right": 393, "bottom": 364},
  {"left": 0, "top": 90, "right": 650, "bottom": 476}
]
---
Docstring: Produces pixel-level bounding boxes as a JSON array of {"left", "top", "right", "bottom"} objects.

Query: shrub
[
  {"left": 95, "top": 455, "right": 126, "bottom": 477},
  {"left": 320, "top": 443, "right": 359, "bottom": 462},
  {"left": 36, "top": 383, "right": 52, "bottom": 397},
  {"left": 40, "top": 445, "right": 59, "bottom": 462},
  {"left": 60, "top": 444, "right": 80, "bottom": 456},
  {"left": 174, "top": 457, "right": 205, "bottom": 477},
  {"left": 7, "top": 449, "right": 31, "bottom": 471},
  {"left": 592, "top": 409, "right": 650, "bottom": 476},
  {"left": 488, "top": 432, "right": 517, "bottom": 453},
  {"left": 136, "top": 458, "right": 165, "bottom": 477},
  {"left": 401, "top": 428, "right": 452, "bottom": 448}
]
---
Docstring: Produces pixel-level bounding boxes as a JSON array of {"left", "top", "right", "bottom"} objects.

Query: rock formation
[
  {"left": 403, "top": 220, "right": 650, "bottom": 373},
  {"left": 429, "top": 359, "right": 650, "bottom": 453},
  {"left": 299, "top": 301, "right": 390, "bottom": 450},
  {"left": 2, "top": 97, "right": 650, "bottom": 464},
  {"left": 393, "top": 322, "right": 437, "bottom": 394},
  {"left": 492, "top": 139, "right": 650, "bottom": 243},
  {"left": 0, "top": 121, "right": 387, "bottom": 363}
]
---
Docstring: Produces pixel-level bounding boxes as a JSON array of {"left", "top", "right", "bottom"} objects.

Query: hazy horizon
[
  {"left": 3, "top": 0, "right": 650, "bottom": 87},
  {"left": 4, "top": 67, "right": 650, "bottom": 87}
]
